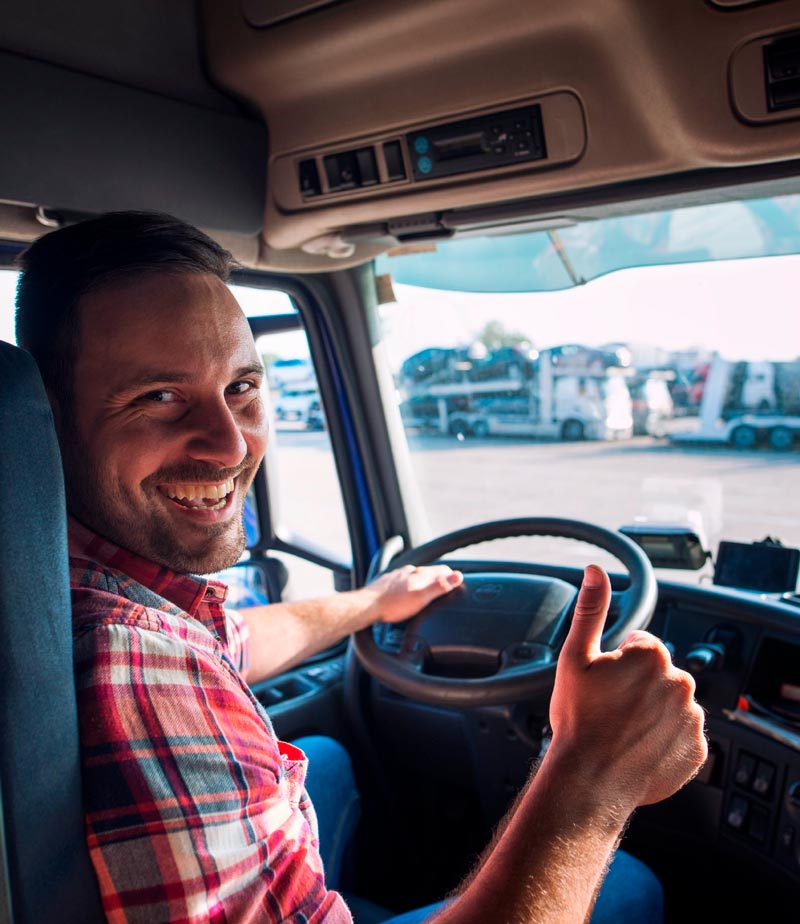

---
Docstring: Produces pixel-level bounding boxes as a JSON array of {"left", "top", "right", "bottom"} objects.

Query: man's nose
[{"left": 185, "top": 399, "right": 248, "bottom": 468}]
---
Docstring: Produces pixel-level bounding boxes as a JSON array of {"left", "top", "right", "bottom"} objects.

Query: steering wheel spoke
[{"left": 374, "top": 622, "right": 408, "bottom": 653}]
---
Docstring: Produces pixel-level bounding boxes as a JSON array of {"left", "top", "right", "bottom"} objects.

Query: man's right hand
[
  {"left": 433, "top": 563, "right": 706, "bottom": 924},
  {"left": 548, "top": 564, "right": 708, "bottom": 810}
]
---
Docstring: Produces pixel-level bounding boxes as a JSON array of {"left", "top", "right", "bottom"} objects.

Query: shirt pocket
[
  {"left": 278, "top": 741, "right": 320, "bottom": 842},
  {"left": 278, "top": 740, "right": 309, "bottom": 806}
]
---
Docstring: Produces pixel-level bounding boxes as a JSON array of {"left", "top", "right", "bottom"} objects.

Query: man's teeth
[{"left": 162, "top": 478, "right": 235, "bottom": 509}]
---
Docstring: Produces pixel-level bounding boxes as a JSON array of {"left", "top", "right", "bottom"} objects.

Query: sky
[
  {"left": 377, "top": 254, "right": 800, "bottom": 371},
  {"left": 2, "top": 252, "right": 798, "bottom": 371}
]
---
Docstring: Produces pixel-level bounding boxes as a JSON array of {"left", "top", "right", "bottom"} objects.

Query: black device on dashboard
[
  {"left": 713, "top": 538, "right": 800, "bottom": 593},
  {"left": 619, "top": 524, "right": 710, "bottom": 570}
]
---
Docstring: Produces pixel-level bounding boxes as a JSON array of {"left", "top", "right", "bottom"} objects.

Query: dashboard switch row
[
  {"left": 753, "top": 760, "right": 776, "bottom": 797},
  {"left": 727, "top": 795, "right": 748, "bottom": 830},
  {"left": 726, "top": 794, "right": 771, "bottom": 844},
  {"left": 734, "top": 750, "right": 776, "bottom": 799},
  {"left": 734, "top": 751, "right": 756, "bottom": 788}
]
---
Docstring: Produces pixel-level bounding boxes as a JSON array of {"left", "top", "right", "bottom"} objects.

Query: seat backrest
[{"left": 0, "top": 341, "right": 105, "bottom": 923}]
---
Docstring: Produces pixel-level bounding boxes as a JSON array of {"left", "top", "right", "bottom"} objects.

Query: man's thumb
[{"left": 562, "top": 565, "right": 612, "bottom": 663}]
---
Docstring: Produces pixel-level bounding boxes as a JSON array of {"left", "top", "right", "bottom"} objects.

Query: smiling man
[
  {"left": 15, "top": 212, "right": 706, "bottom": 924},
  {"left": 62, "top": 271, "right": 264, "bottom": 573}
]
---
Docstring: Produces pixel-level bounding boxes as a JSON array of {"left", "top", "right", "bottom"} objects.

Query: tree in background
[{"left": 474, "top": 320, "right": 532, "bottom": 352}]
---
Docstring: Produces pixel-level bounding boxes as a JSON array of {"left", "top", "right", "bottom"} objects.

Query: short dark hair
[{"left": 15, "top": 210, "right": 235, "bottom": 397}]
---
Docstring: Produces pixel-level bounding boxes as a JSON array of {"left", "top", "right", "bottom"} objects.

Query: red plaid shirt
[{"left": 69, "top": 518, "right": 352, "bottom": 924}]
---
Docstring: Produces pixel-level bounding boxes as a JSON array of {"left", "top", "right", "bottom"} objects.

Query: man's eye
[
  {"left": 227, "top": 380, "right": 257, "bottom": 396},
  {"left": 138, "top": 390, "right": 179, "bottom": 404}
]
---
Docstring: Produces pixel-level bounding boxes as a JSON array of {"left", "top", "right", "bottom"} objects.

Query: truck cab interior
[{"left": 1, "top": 1, "right": 800, "bottom": 922}]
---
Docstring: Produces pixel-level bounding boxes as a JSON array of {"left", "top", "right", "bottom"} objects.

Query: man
[{"left": 15, "top": 211, "right": 707, "bottom": 924}]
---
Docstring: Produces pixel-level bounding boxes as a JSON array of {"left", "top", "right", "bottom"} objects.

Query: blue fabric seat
[{"left": 0, "top": 341, "right": 104, "bottom": 923}]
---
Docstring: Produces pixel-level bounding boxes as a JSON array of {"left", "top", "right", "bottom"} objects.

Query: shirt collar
[{"left": 67, "top": 516, "right": 229, "bottom": 617}]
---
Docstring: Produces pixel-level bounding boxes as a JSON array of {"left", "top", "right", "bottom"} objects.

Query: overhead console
[
  {"left": 271, "top": 93, "right": 584, "bottom": 210},
  {"left": 200, "top": 0, "right": 800, "bottom": 264}
]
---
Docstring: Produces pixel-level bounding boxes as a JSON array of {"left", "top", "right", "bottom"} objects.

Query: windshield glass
[
  {"left": 376, "top": 194, "right": 800, "bottom": 292},
  {"left": 374, "top": 194, "right": 800, "bottom": 584}
]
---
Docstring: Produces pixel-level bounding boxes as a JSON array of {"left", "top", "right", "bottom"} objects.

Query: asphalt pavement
[{"left": 270, "top": 427, "right": 800, "bottom": 595}]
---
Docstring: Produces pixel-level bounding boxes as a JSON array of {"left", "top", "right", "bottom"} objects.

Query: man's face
[{"left": 60, "top": 272, "right": 268, "bottom": 574}]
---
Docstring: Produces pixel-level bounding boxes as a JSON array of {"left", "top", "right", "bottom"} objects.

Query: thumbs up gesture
[{"left": 549, "top": 565, "right": 708, "bottom": 810}]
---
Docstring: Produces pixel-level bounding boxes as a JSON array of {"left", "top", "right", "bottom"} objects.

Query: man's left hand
[
  {"left": 239, "top": 564, "right": 463, "bottom": 682},
  {"left": 361, "top": 564, "right": 463, "bottom": 626}
]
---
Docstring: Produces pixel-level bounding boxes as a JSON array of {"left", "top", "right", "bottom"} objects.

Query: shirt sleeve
[{"left": 74, "top": 621, "right": 352, "bottom": 924}]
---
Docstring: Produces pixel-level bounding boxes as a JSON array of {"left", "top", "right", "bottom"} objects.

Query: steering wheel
[{"left": 351, "top": 517, "right": 657, "bottom": 707}]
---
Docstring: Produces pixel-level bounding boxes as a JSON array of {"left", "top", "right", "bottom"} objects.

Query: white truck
[
  {"left": 671, "top": 357, "right": 800, "bottom": 450},
  {"left": 273, "top": 385, "right": 322, "bottom": 427},
  {"left": 399, "top": 347, "right": 633, "bottom": 441}
]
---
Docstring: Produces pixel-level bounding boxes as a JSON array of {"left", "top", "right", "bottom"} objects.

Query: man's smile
[{"left": 157, "top": 477, "right": 237, "bottom": 512}]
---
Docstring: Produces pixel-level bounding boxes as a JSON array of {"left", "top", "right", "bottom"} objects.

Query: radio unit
[{"left": 407, "top": 105, "right": 546, "bottom": 181}]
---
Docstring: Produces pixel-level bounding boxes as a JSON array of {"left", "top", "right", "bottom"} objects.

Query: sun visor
[{"left": 0, "top": 52, "right": 267, "bottom": 235}]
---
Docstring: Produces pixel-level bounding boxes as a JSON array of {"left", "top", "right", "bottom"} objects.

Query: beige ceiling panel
[{"left": 201, "top": 0, "right": 800, "bottom": 254}]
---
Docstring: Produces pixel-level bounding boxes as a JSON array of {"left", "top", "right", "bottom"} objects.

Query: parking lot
[{"left": 272, "top": 427, "right": 800, "bottom": 593}]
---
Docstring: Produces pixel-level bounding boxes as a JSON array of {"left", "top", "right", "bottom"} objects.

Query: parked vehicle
[
  {"left": 401, "top": 347, "right": 632, "bottom": 440},
  {"left": 672, "top": 358, "right": 800, "bottom": 449},
  {"left": 274, "top": 386, "right": 322, "bottom": 426},
  {"left": 628, "top": 372, "right": 675, "bottom": 436}
]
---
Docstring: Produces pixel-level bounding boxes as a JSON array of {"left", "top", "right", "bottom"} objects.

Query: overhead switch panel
[
  {"left": 282, "top": 92, "right": 585, "bottom": 206},
  {"left": 298, "top": 159, "right": 321, "bottom": 197},
  {"left": 383, "top": 141, "right": 407, "bottom": 181},
  {"left": 324, "top": 150, "right": 359, "bottom": 191}
]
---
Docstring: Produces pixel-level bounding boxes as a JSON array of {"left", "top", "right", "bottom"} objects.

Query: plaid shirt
[{"left": 69, "top": 519, "right": 352, "bottom": 924}]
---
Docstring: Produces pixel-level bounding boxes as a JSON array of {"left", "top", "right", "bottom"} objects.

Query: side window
[{"left": 231, "top": 283, "right": 351, "bottom": 600}]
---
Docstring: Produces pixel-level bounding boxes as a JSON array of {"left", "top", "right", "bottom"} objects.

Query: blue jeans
[
  {"left": 297, "top": 736, "right": 664, "bottom": 924},
  {"left": 295, "top": 735, "right": 362, "bottom": 890}
]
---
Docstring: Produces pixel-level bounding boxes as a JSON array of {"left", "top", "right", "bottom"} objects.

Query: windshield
[
  {"left": 374, "top": 193, "right": 800, "bottom": 584},
  {"left": 376, "top": 195, "right": 800, "bottom": 292}
]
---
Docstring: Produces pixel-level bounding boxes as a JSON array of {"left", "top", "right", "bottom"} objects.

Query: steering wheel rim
[{"left": 352, "top": 517, "right": 657, "bottom": 707}]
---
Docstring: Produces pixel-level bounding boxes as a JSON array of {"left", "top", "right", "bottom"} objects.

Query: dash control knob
[{"left": 685, "top": 643, "right": 725, "bottom": 676}]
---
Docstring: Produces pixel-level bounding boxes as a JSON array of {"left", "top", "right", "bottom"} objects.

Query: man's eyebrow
[
  {"left": 234, "top": 363, "right": 266, "bottom": 379},
  {"left": 117, "top": 371, "right": 194, "bottom": 394},
  {"left": 115, "top": 363, "right": 265, "bottom": 396}
]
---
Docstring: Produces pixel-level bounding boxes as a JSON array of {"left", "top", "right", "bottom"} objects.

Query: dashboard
[
  {"left": 649, "top": 582, "right": 800, "bottom": 884},
  {"left": 252, "top": 561, "right": 800, "bottom": 916}
]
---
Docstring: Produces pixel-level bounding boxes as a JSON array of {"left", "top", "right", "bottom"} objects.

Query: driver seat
[{"left": 0, "top": 340, "right": 105, "bottom": 923}]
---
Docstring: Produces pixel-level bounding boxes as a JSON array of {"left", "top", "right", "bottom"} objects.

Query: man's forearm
[
  {"left": 237, "top": 565, "right": 462, "bottom": 684},
  {"left": 238, "top": 587, "right": 378, "bottom": 683},
  {"left": 432, "top": 748, "right": 630, "bottom": 924}
]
